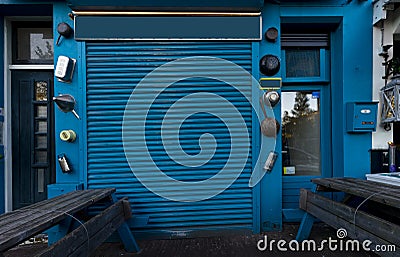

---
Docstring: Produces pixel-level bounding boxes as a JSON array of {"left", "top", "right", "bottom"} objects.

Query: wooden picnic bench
[
  {"left": 296, "top": 177, "right": 400, "bottom": 257},
  {"left": 0, "top": 188, "right": 140, "bottom": 257}
]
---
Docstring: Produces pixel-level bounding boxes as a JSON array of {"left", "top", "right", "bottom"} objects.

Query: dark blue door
[{"left": 11, "top": 71, "right": 54, "bottom": 209}]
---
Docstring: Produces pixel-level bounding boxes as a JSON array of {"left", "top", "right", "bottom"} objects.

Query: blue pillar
[{"left": 259, "top": 3, "right": 282, "bottom": 232}]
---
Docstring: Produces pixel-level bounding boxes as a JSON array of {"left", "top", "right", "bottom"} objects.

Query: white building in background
[{"left": 372, "top": 0, "right": 400, "bottom": 148}]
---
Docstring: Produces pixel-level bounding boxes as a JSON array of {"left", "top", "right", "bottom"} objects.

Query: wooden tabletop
[
  {"left": 312, "top": 177, "right": 400, "bottom": 209},
  {"left": 0, "top": 188, "right": 116, "bottom": 252}
]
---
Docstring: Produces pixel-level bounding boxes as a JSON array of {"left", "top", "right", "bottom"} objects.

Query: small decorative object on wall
[
  {"left": 263, "top": 151, "right": 278, "bottom": 172},
  {"left": 53, "top": 94, "right": 80, "bottom": 120},
  {"left": 55, "top": 55, "right": 76, "bottom": 82},
  {"left": 60, "top": 129, "right": 77, "bottom": 142},
  {"left": 263, "top": 90, "right": 280, "bottom": 107},
  {"left": 57, "top": 153, "right": 71, "bottom": 173},
  {"left": 265, "top": 27, "right": 278, "bottom": 42},
  {"left": 56, "top": 22, "right": 73, "bottom": 46},
  {"left": 259, "top": 96, "right": 280, "bottom": 137}
]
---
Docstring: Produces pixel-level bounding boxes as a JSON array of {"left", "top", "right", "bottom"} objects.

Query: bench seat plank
[{"left": 0, "top": 188, "right": 115, "bottom": 253}]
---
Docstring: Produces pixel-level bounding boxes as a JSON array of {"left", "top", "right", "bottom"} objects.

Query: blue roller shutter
[{"left": 86, "top": 42, "right": 254, "bottom": 237}]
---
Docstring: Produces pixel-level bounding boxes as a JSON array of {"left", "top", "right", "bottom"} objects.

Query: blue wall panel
[
  {"left": 259, "top": 3, "right": 282, "bottom": 232},
  {"left": 342, "top": 0, "right": 373, "bottom": 178},
  {"left": 53, "top": 2, "right": 84, "bottom": 185}
]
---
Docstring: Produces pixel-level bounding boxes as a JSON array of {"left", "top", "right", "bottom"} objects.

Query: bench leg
[
  {"left": 295, "top": 184, "right": 317, "bottom": 242},
  {"left": 296, "top": 213, "right": 315, "bottom": 241},
  {"left": 117, "top": 222, "right": 140, "bottom": 253},
  {"left": 111, "top": 194, "right": 140, "bottom": 253},
  {"left": 47, "top": 217, "right": 73, "bottom": 245}
]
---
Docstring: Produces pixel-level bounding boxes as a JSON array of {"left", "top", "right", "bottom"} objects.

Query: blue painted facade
[{"left": 0, "top": 0, "right": 374, "bottom": 240}]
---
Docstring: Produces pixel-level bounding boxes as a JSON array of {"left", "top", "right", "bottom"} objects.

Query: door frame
[{"left": 4, "top": 16, "right": 53, "bottom": 212}]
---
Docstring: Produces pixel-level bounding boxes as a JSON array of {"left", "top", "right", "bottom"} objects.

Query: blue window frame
[{"left": 281, "top": 48, "right": 330, "bottom": 83}]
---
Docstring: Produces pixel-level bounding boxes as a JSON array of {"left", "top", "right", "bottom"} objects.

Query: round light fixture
[{"left": 260, "top": 54, "right": 280, "bottom": 76}]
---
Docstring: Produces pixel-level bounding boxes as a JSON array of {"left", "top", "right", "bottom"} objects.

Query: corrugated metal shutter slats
[{"left": 86, "top": 42, "right": 253, "bottom": 234}]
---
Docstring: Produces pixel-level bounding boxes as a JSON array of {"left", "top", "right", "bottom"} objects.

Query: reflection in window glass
[
  {"left": 16, "top": 27, "right": 53, "bottom": 63},
  {"left": 282, "top": 91, "right": 321, "bottom": 176},
  {"left": 285, "top": 49, "right": 320, "bottom": 77}
]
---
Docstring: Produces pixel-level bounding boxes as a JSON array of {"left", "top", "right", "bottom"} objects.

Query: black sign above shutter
[{"left": 74, "top": 15, "right": 261, "bottom": 41}]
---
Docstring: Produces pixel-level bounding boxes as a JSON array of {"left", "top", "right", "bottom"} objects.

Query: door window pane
[
  {"left": 35, "top": 151, "right": 47, "bottom": 163},
  {"left": 282, "top": 91, "right": 321, "bottom": 176},
  {"left": 285, "top": 49, "right": 320, "bottom": 78},
  {"left": 35, "top": 135, "right": 47, "bottom": 148},
  {"left": 35, "top": 81, "right": 48, "bottom": 101},
  {"left": 36, "top": 121, "right": 47, "bottom": 133},
  {"left": 36, "top": 106, "right": 47, "bottom": 118},
  {"left": 13, "top": 22, "right": 53, "bottom": 64}
]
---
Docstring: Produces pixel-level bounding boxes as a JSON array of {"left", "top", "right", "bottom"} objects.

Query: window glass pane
[
  {"left": 35, "top": 151, "right": 47, "bottom": 163},
  {"left": 36, "top": 106, "right": 47, "bottom": 118},
  {"left": 36, "top": 121, "right": 47, "bottom": 133},
  {"left": 35, "top": 81, "right": 48, "bottom": 101},
  {"left": 282, "top": 91, "right": 321, "bottom": 176},
  {"left": 285, "top": 49, "right": 320, "bottom": 77},
  {"left": 37, "top": 169, "right": 45, "bottom": 193},
  {"left": 16, "top": 27, "right": 53, "bottom": 63},
  {"left": 36, "top": 135, "right": 47, "bottom": 148}
]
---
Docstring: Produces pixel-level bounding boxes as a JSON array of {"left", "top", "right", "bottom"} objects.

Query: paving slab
[{"left": 4, "top": 223, "right": 380, "bottom": 257}]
